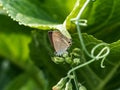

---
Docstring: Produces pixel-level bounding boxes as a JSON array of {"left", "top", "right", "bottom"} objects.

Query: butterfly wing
[{"left": 49, "top": 31, "right": 72, "bottom": 56}]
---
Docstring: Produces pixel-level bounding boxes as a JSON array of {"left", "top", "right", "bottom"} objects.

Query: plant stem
[
  {"left": 75, "top": 0, "right": 92, "bottom": 58},
  {"left": 68, "top": 58, "right": 95, "bottom": 75},
  {"left": 72, "top": 70, "right": 79, "bottom": 90}
]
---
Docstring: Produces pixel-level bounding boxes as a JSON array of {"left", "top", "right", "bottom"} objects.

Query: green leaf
[
  {"left": 82, "top": 0, "right": 120, "bottom": 42},
  {"left": 109, "top": 40, "right": 120, "bottom": 64},
  {"left": 64, "top": 0, "right": 120, "bottom": 43},
  {"left": 0, "top": 0, "right": 76, "bottom": 30}
]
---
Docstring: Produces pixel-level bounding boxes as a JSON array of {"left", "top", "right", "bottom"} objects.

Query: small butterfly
[{"left": 48, "top": 30, "right": 72, "bottom": 56}]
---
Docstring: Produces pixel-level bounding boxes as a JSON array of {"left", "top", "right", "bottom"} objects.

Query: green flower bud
[
  {"left": 62, "top": 52, "right": 69, "bottom": 58},
  {"left": 72, "top": 53, "right": 80, "bottom": 57},
  {"left": 52, "top": 77, "right": 67, "bottom": 90},
  {"left": 78, "top": 84, "right": 87, "bottom": 90},
  {"left": 65, "top": 57, "right": 72, "bottom": 64},
  {"left": 73, "top": 58, "right": 81, "bottom": 65},
  {"left": 79, "top": 85, "right": 87, "bottom": 90},
  {"left": 52, "top": 57, "right": 64, "bottom": 64},
  {"left": 65, "top": 81, "right": 72, "bottom": 90},
  {"left": 70, "top": 48, "right": 81, "bottom": 57},
  {"left": 72, "top": 48, "right": 81, "bottom": 53}
]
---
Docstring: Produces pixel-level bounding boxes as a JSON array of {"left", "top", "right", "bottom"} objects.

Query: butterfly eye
[
  {"left": 68, "top": 41, "right": 72, "bottom": 45},
  {"left": 68, "top": 41, "right": 71, "bottom": 44}
]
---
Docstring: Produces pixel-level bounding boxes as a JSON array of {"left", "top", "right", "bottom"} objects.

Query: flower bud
[
  {"left": 65, "top": 81, "right": 72, "bottom": 90},
  {"left": 52, "top": 77, "right": 67, "bottom": 90},
  {"left": 73, "top": 48, "right": 81, "bottom": 52},
  {"left": 71, "top": 48, "right": 81, "bottom": 57},
  {"left": 52, "top": 57, "right": 64, "bottom": 64},
  {"left": 72, "top": 53, "right": 80, "bottom": 57},
  {"left": 62, "top": 52, "right": 69, "bottom": 58},
  {"left": 73, "top": 58, "right": 80, "bottom": 65},
  {"left": 65, "top": 57, "right": 72, "bottom": 64},
  {"left": 79, "top": 85, "right": 87, "bottom": 90}
]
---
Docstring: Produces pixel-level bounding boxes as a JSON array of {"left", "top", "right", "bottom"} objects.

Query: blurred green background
[{"left": 0, "top": 0, "right": 120, "bottom": 90}]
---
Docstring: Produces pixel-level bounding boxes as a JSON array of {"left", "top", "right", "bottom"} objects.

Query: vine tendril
[
  {"left": 68, "top": 0, "right": 110, "bottom": 76},
  {"left": 67, "top": 43, "right": 110, "bottom": 75}
]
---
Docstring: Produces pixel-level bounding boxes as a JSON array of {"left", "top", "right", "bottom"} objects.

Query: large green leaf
[
  {"left": 82, "top": 0, "right": 120, "bottom": 42},
  {"left": 64, "top": 0, "right": 120, "bottom": 43},
  {"left": 0, "top": 0, "right": 76, "bottom": 30}
]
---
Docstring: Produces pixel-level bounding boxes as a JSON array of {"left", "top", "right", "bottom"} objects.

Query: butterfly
[{"left": 48, "top": 30, "right": 72, "bottom": 56}]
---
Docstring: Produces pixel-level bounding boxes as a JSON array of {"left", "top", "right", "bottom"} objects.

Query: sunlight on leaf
[{"left": 0, "top": 0, "right": 75, "bottom": 30}]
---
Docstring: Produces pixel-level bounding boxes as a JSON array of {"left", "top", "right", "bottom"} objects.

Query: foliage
[{"left": 0, "top": 0, "right": 120, "bottom": 90}]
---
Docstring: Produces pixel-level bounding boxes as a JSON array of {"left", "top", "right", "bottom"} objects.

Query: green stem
[
  {"left": 76, "top": 0, "right": 92, "bottom": 58},
  {"left": 71, "top": 0, "right": 92, "bottom": 57},
  {"left": 68, "top": 58, "right": 95, "bottom": 75},
  {"left": 76, "top": 21, "right": 91, "bottom": 58},
  {"left": 72, "top": 71, "right": 79, "bottom": 90},
  {"left": 75, "top": 0, "right": 90, "bottom": 20},
  {"left": 64, "top": 0, "right": 85, "bottom": 31}
]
